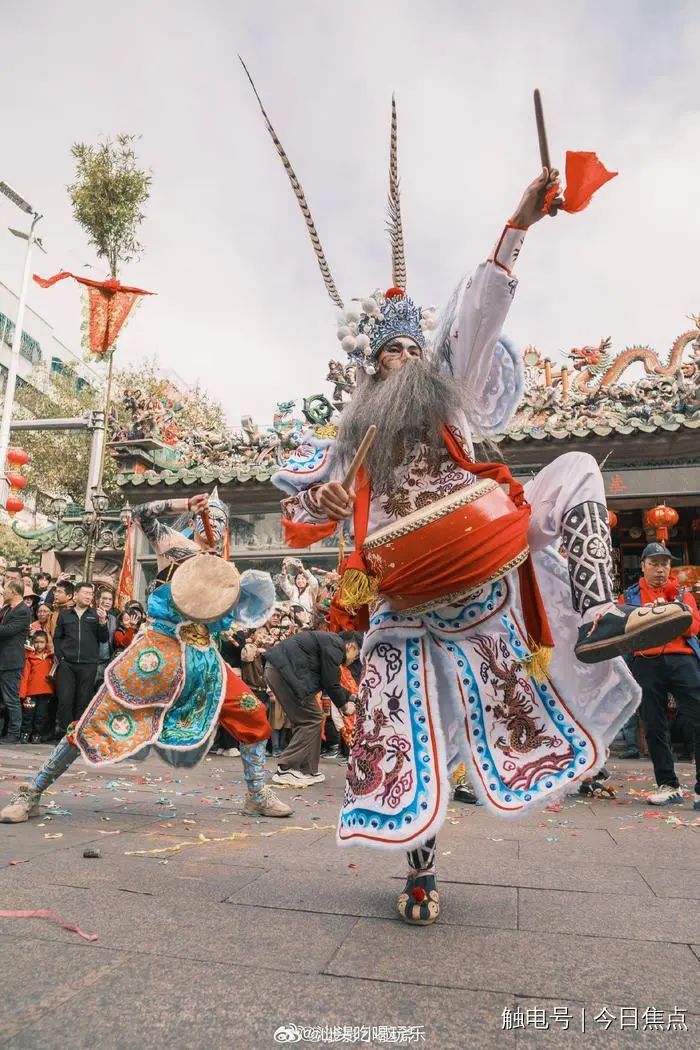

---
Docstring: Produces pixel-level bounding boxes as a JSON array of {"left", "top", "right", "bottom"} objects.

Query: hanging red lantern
[
  {"left": 608, "top": 510, "right": 618, "bottom": 529},
  {"left": 6, "top": 448, "right": 30, "bottom": 467},
  {"left": 646, "top": 504, "right": 679, "bottom": 543},
  {"left": 4, "top": 496, "right": 24, "bottom": 515},
  {"left": 6, "top": 472, "right": 27, "bottom": 490}
]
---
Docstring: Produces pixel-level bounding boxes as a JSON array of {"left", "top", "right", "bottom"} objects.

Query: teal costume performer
[{"left": 1, "top": 493, "right": 292, "bottom": 823}]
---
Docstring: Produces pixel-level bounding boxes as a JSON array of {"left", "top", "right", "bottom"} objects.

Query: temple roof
[{"left": 114, "top": 316, "right": 700, "bottom": 490}]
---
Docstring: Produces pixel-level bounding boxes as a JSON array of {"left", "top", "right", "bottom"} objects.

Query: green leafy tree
[
  {"left": 67, "top": 135, "right": 151, "bottom": 278},
  {"left": 12, "top": 366, "right": 116, "bottom": 504},
  {"left": 0, "top": 521, "right": 32, "bottom": 562}
]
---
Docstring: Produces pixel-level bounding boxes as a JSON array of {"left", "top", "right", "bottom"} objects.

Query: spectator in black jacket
[
  {"left": 266, "top": 630, "right": 359, "bottom": 786},
  {"left": 53, "top": 581, "right": 109, "bottom": 737},
  {"left": 0, "top": 581, "right": 32, "bottom": 744}
]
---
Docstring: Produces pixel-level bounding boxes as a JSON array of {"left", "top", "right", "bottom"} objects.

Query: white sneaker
[
  {"left": 304, "top": 772, "right": 326, "bottom": 785},
  {"left": 242, "top": 786, "right": 293, "bottom": 817},
  {"left": 0, "top": 784, "right": 42, "bottom": 823},
  {"left": 272, "top": 768, "right": 313, "bottom": 787},
  {"left": 647, "top": 785, "right": 684, "bottom": 806},
  {"left": 220, "top": 748, "right": 240, "bottom": 757}
]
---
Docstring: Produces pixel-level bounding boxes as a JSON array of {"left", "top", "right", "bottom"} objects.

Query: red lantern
[
  {"left": 6, "top": 447, "right": 30, "bottom": 467},
  {"left": 5, "top": 496, "right": 24, "bottom": 515},
  {"left": 646, "top": 504, "right": 679, "bottom": 543},
  {"left": 608, "top": 510, "right": 618, "bottom": 529},
  {"left": 6, "top": 472, "right": 27, "bottom": 490}
]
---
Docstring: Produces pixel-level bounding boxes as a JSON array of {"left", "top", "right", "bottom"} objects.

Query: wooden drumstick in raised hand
[
  {"left": 199, "top": 508, "right": 217, "bottom": 547},
  {"left": 342, "top": 425, "right": 377, "bottom": 493},
  {"left": 533, "top": 88, "right": 551, "bottom": 171}
]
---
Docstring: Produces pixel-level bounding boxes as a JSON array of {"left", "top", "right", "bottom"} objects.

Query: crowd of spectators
[
  {"left": 0, "top": 560, "right": 145, "bottom": 746},
  {"left": 0, "top": 555, "right": 353, "bottom": 773},
  {"left": 1, "top": 546, "right": 698, "bottom": 807}
]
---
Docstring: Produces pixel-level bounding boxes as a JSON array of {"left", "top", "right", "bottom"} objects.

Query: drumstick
[
  {"left": 533, "top": 89, "right": 551, "bottom": 171},
  {"left": 199, "top": 508, "right": 217, "bottom": 547},
  {"left": 342, "top": 425, "right": 377, "bottom": 493}
]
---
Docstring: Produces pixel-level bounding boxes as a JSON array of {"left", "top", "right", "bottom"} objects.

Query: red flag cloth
[
  {"left": 543, "top": 151, "right": 617, "bottom": 215},
  {"left": 116, "top": 516, "right": 135, "bottom": 610},
  {"left": 33, "top": 271, "right": 155, "bottom": 359}
]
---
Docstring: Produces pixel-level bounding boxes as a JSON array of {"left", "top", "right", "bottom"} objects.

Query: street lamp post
[
  {"left": 51, "top": 489, "right": 117, "bottom": 584},
  {"left": 83, "top": 487, "right": 110, "bottom": 582},
  {"left": 0, "top": 180, "right": 42, "bottom": 508}
]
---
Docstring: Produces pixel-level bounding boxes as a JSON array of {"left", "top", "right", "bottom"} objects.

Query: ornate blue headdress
[
  {"left": 336, "top": 289, "right": 436, "bottom": 375},
  {"left": 241, "top": 62, "right": 438, "bottom": 374}
]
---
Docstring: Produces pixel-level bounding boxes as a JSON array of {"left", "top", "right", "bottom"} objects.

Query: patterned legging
[
  {"left": 407, "top": 836, "right": 437, "bottom": 873},
  {"left": 30, "top": 735, "right": 269, "bottom": 799}
]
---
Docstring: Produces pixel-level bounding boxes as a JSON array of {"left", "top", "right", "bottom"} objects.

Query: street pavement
[{"left": 0, "top": 744, "right": 698, "bottom": 1049}]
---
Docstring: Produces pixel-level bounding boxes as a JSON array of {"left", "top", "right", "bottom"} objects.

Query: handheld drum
[{"left": 170, "top": 554, "right": 241, "bottom": 624}]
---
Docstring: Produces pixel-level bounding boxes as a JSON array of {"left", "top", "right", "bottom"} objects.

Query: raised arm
[
  {"left": 131, "top": 497, "right": 201, "bottom": 565},
  {"left": 438, "top": 169, "right": 562, "bottom": 430}
]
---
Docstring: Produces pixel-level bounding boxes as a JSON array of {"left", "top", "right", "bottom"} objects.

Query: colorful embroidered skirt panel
[
  {"left": 339, "top": 558, "right": 639, "bottom": 851},
  {"left": 75, "top": 628, "right": 226, "bottom": 766}
]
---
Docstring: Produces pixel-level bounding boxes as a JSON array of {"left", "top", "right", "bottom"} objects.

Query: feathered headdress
[{"left": 241, "top": 60, "right": 437, "bottom": 373}]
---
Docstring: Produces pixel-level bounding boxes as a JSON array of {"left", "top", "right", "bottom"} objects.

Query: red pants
[{"left": 219, "top": 667, "right": 271, "bottom": 744}]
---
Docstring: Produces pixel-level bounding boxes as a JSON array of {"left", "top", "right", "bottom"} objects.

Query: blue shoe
[
  {"left": 693, "top": 793, "right": 700, "bottom": 811},
  {"left": 575, "top": 602, "right": 692, "bottom": 664}
]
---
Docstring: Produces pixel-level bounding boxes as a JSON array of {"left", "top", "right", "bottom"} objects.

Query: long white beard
[{"left": 333, "top": 357, "right": 466, "bottom": 493}]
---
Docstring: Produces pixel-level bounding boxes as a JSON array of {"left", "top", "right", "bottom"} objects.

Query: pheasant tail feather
[
  {"left": 239, "top": 56, "right": 344, "bottom": 309},
  {"left": 387, "top": 95, "right": 407, "bottom": 290}
]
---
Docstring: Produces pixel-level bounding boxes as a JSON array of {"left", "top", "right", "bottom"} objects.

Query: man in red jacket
[{"left": 621, "top": 544, "right": 700, "bottom": 808}]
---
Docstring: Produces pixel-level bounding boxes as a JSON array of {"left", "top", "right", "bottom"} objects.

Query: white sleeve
[{"left": 437, "top": 224, "right": 526, "bottom": 434}]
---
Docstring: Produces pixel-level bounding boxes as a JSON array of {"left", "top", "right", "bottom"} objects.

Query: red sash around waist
[{"left": 282, "top": 426, "right": 553, "bottom": 650}]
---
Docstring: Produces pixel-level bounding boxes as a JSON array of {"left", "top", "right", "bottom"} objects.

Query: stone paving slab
[
  {"left": 0, "top": 855, "right": 268, "bottom": 902},
  {"left": 636, "top": 865, "right": 700, "bottom": 900},
  {"left": 519, "top": 887, "right": 700, "bottom": 943},
  {"left": 2, "top": 752, "right": 699, "bottom": 1049},
  {"left": 224, "top": 868, "right": 518, "bottom": 928},
  {"left": 0, "top": 881, "right": 359, "bottom": 974},
  {"left": 511, "top": 998, "right": 700, "bottom": 1048},
  {"left": 424, "top": 858, "right": 652, "bottom": 896},
  {"left": 0, "top": 951, "right": 515, "bottom": 1050},
  {"left": 326, "top": 920, "right": 700, "bottom": 1009}
]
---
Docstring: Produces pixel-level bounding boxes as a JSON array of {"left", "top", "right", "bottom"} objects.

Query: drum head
[{"left": 170, "top": 555, "right": 240, "bottom": 624}]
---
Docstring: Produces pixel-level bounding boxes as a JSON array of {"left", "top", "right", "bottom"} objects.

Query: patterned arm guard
[
  {"left": 271, "top": 435, "right": 337, "bottom": 524},
  {"left": 131, "top": 497, "right": 197, "bottom": 563}
]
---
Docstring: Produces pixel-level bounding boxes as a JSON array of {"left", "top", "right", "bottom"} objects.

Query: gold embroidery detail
[{"left": 179, "top": 623, "right": 211, "bottom": 647}]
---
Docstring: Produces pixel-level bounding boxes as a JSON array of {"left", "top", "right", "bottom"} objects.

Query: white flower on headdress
[
  {"left": 420, "top": 305, "right": 439, "bottom": 331},
  {"left": 336, "top": 325, "right": 351, "bottom": 341}
]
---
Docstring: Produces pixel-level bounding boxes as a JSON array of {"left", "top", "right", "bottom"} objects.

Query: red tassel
[
  {"left": 411, "top": 886, "right": 427, "bottom": 903},
  {"left": 281, "top": 517, "right": 338, "bottom": 549}
]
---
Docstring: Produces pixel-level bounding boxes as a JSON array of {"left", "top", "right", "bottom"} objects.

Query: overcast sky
[{"left": 1, "top": 0, "right": 699, "bottom": 425}]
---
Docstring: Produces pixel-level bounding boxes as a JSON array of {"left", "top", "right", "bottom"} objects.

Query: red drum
[{"left": 362, "top": 479, "right": 530, "bottom": 614}]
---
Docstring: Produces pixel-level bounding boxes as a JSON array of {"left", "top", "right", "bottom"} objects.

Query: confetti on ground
[
  {"left": 44, "top": 833, "right": 63, "bottom": 839},
  {"left": 124, "top": 823, "right": 336, "bottom": 857},
  {"left": 0, "top": 909, "right": 97, "bottom": 942}
]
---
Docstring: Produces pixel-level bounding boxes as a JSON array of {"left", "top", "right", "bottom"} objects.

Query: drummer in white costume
[{"left": 244, "top": 71, "right": 691, "bottom": 924}]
